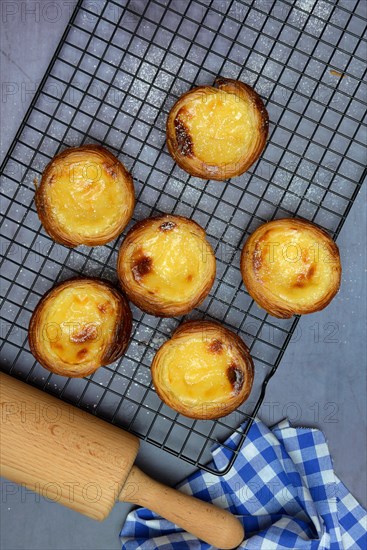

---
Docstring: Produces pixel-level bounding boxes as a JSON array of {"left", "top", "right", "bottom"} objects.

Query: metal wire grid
[{"left": 0, "top": 0, "right": 366, "bottom": 474}]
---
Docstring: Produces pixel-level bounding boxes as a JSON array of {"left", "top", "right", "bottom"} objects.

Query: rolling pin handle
[{"left": 119, "top": 465, "right": 245, "bottom": 549}]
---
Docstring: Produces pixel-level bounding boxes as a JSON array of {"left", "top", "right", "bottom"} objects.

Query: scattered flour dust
[
  {"left": 151, "top": 335, "right": 167, "bottom": 348},
  {"left": 296, "top": 0, "right": 316, "bottom": 12},
  {"left": 295, "top": 0, "right": 331, "bottom": 34}
]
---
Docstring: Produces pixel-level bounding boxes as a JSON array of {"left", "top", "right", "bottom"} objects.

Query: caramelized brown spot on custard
[
  {"left": 132, "top": 255, "right": 152, "bottom": 282},
  {"left": 258, "top": 229, "right": 274, "bottom": 245},
  {"left": 77, "top": 348, "right": 88, "bottom": 359},
  {"left": 70, "top": 324, "right": 98, "bottom": 344},
  {"left": 174, "top": 116, "right": 193, "bottom": 157},
  {"left": 159, "top": 221, "right": 176, "bottom": 232},
  {"left": 227, "top": 364, "right": 244, "bottom": 394},
  {"left": 208, "top": 339, "right": 223, "bottom": 354},
  {"left": 294, "top": 264, "right": 316, "bottom": 288},
  {"left": 98, "top": 302, "right": 111, "bottom": 314},
  {"left": 51, "top": 342, "right": 63, "bottom": 351},
  {"left": 103, "top": 163, "right": 117, "bottom": 179},
  {"left": 301, "top": 249, "right": 310, "bottom": 263},
  {"left": 187, "top": 274, "right": 193, "bottom": 282}
]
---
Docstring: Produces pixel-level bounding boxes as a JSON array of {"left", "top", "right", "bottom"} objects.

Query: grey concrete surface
[{"left": 0, "top": 2, "right": 366, "bottom": 550}]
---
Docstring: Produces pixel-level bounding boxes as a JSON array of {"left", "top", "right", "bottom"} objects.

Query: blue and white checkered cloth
[{"left": 120, "top": 418, "right": 367, "bottom": 549}]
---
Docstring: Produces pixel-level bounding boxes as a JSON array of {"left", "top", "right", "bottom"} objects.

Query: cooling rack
[{"left": 1, "top": 0, "right": 366, "bottom": 475}]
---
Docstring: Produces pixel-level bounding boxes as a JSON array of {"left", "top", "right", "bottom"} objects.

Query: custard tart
[
  {"left": 28, "top": 278, "right": 132, "bottom": 377},
  {"left": 117, "top": 215, "right": 216, "bottom": 317},
  {"left": 36, "top": 145, "right": 135, "bottom": 247},
  {"left": 151, "top": 320, "right": 254, "bottom": 419},
  {"left": 241, "top": 218, "right": 342, "bottom": 318},
  {"left": 166, "top": 77, "right": 269, "bottom": 180}
]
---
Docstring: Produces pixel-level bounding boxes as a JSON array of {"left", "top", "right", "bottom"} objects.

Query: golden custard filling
[
  {"left": 129, "top": 223, "right": 214, "bottom": 303},
  {"left": 47, "top": 160, "right": 127, "bottom": 237},
  {"left": 175, "top": 91, "right": 254, "bottom": 165},
  {"left": 39, "top": 284, "right": 118, "bottom": 366},
  {"left": 253, "top": 227, "right": 338, "bottom": 305},
  {"left": 159, "top": 336, "right": 243, "bottom": 404}
]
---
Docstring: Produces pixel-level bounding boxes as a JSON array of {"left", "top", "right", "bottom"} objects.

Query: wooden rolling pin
[{"left": 0, "top": 372, "right": 244, "bottom": 549}]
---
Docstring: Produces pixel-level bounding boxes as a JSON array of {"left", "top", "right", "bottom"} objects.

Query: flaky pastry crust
[
  {"left": 117, "top": 215, "right": 216, "bottom": 317},
  {"left": 151, "top": 320, "right": 254, "bottom": 419},
  {"left": 166, "top": 77, "right": 268, "bottom": 180},
  {"left": 240, "top": 218, "right": 341, "bottom": 318},
  {"left": 28, "top": 278, "right": 132, "bottom": 377},
  {"left": 36, "top": 145, "right": 135, "bottom": 247}
]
